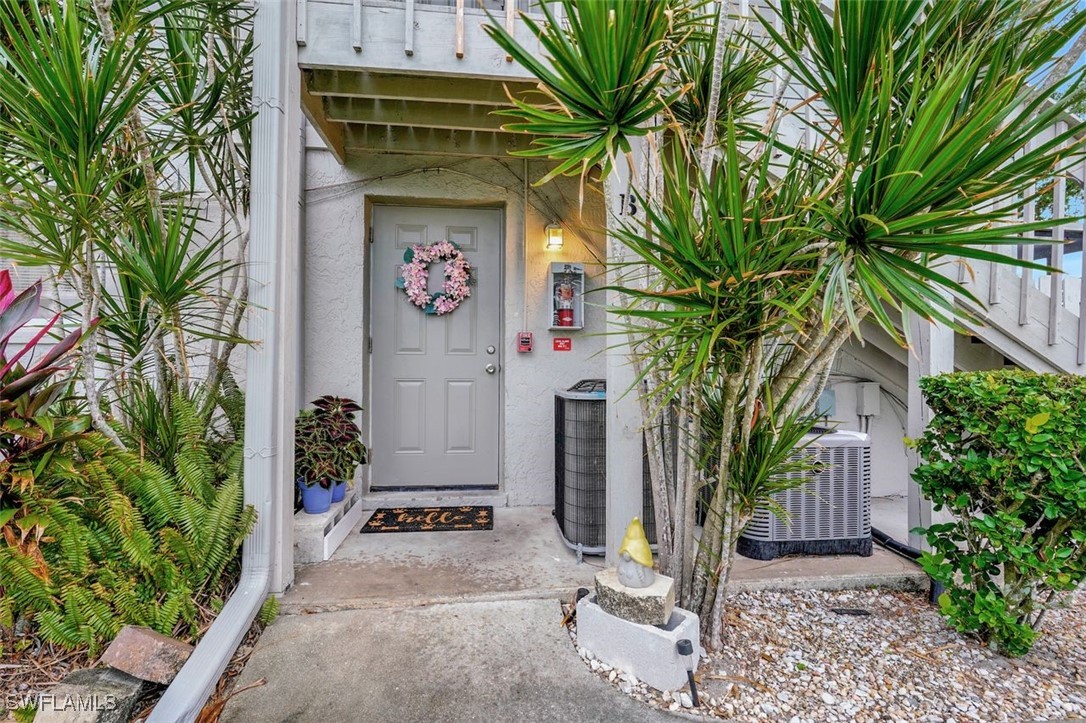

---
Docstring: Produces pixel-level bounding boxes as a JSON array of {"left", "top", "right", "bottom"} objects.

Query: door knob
[{"left": 485, "top": 364, "right": 497, "bottom": 374}]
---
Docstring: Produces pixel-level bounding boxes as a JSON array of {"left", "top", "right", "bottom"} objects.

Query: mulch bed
[
  {"left": 129, "top": 618, "right": 268, "bottom": 723},
  {"left": 0, "top": 631, "right": 94, "bottom": 713},
  {"left": 565, "top": 587, "right": 1086, "bottom": 723}
]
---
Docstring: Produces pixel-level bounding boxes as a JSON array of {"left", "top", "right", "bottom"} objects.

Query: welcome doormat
[{"left": 360, "top": 506, "right": 493, "bottom": 533}]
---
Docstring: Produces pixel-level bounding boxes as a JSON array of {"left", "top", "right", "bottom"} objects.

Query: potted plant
[
  {"left": 313, "top": 395, "right": 368, "bottom": 502},
  {"left": 295, "top": 410, "right": 334, "bottom": 514},
  {"left": 294, "top": 396, "right": 368, "bottom": 514}
]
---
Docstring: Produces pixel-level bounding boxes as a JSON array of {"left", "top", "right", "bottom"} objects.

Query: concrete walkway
[
  {"left": 222, "top": 506, "right": 925, "bottom": 722},
  {"left": 221, "top": 599, "right": 675, "bottom": 723},
  {"left": 281, "top": 507, "right": 925, "bottom": 615}
]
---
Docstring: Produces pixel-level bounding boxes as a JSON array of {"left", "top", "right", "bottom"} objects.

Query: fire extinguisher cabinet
[
  {"left": 554, "top": 380, "right": 658, "bottom": 557},
  {"left": 549, "top": 262, "right": 585, "bottom": 330}
]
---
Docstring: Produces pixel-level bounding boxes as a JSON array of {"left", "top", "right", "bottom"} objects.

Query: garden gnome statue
[
  {"left": 617, "top": 517, "right": 655, "bottom": 588},
  {"left": 577, "top": 517, "right": 697, "bottom": 692},
  {"left": 591, "top": 516, "right": 675, "bottom": 626}
]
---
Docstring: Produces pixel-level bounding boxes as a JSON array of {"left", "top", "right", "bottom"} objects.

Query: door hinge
[
  {"left": 368, "top": 226, "right": 374, "bottom": 243},
  {"left": 368, "top": 337, "right": 373, "bottom": 354}
]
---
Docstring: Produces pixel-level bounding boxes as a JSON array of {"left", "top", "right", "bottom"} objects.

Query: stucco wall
[
  {"left": 829, "top": 345, "right": 911, "bottom": 499},
  {"left": 302, "top": 142, "right": 606, "bottom": 507}
]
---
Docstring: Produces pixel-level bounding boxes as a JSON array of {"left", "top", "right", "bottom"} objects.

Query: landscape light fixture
[
  {"left": 676, "top": 638, "right": 699, "bottom": 707},
  {"left": 545, "top": 223, "right": 564, "bottom": 251}
]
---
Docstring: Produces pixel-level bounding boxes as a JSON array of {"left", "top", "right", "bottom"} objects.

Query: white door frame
[{"left": 362, "top": 197, "right": 506, "bottom": 497}]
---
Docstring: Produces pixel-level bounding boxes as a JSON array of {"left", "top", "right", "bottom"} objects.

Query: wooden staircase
[{"left": 958, "top": 142, "right": 1086, "bottom": 375}]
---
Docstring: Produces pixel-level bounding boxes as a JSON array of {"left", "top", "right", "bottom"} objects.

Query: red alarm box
[{"left": 517, "top": 331, "right": 534, "bottom": 353}]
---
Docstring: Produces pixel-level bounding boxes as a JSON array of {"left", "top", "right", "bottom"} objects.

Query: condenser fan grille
[{"left": 738, "top": 431, "right": 873, "bottom": 560}]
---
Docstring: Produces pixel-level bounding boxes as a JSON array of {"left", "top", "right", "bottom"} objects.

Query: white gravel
[{"left": 570, "top": 588, "right": 1086, "bottom": 723}]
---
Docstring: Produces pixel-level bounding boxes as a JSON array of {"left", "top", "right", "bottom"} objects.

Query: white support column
[
  {"left": 605, "top": 143, "right": 645, "bottom": 563},
  {"left": 246, "top": 0, "right": 303, "bottom": 595},
  {"left": 150, "top": 3, "right": 301, "bottom": 718},
  {"left": 906, "top": 312, "right": 954, "bottom": 549}
]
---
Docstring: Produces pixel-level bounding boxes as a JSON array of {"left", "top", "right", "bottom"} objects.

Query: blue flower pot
[
  {"left": 331, "top": 479, "right": 348, "bottom": 503},
  {"left": 297, "top": 479, "right": 333, "bottom": 515}
]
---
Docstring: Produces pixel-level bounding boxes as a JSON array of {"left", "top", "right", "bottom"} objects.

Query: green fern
[
  {"left": 0, "top": 387, "right": 255, "bottom": 651},
  {"left": 258, "top": 595, "right": 279, "bottom": 626}
]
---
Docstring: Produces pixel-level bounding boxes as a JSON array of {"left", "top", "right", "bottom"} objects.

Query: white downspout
[{"left": 149, "top": 0, "right": 299, "bottom": 719}]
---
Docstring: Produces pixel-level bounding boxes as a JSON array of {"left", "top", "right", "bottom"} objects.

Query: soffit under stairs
[{"left": 302, "top": 68, "right": 538, "bottom": 163}]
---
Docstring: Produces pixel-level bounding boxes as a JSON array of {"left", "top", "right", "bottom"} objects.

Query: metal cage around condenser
[{"left": 553, "top": 380, "right": 657, "bottom": 556}]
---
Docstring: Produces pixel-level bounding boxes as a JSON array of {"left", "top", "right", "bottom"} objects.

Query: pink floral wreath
[{"left": 396, "top": 240, "right": 473, "bottom": 315}]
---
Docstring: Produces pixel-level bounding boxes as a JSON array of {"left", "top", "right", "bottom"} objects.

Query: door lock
[{"left": 485, "top": 364, "right": 498, "bottom": 374}]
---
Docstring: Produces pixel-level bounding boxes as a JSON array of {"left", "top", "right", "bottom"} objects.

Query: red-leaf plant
[
  {"left": 0, "top": 270, "right": 96, "bottom": 541},
  {"left": 294, "top": 396, "right": 368, "bottom": 490}
]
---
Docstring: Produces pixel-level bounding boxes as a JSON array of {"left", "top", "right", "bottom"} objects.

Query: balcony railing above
[
  {"left": 298, "top": 0, "right": 553, "bottom": 81},
  {"left": 956, "top": 119, "right": 1086, "bottom": 373}
]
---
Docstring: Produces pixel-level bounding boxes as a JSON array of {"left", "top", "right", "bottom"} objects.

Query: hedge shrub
[{"left": 912, "top": 370, "right": 1086, "bottom": 656}]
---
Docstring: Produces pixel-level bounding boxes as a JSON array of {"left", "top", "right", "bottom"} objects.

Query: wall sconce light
[{"left": 545, "top": 223, "right": 564, "bottom": 251}]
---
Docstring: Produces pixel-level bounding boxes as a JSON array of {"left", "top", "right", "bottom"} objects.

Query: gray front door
[{"left": 370, "top": 205, "right": 502, "bottom": 490}]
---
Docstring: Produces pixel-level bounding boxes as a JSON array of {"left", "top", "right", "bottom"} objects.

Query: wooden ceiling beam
[
  {"left": 324, "top": 97, "right": 509, "bottom": 133},
  {"left": 343, "top": 124, "right": 533, "bottom": 158},
  {"left": 300, "top": 70, "right": 346, "bottom": 164},
  {"left": 306, "top": 69, "right": 535, "bottom": 107}
]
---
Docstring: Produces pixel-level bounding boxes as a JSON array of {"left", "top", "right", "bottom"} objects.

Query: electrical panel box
[
  {"left": 856, "top": 382, "right": 881, "bottom": 417},
  {"left": 549, "top": 262, "right": 585, "bottom": 330},
  {"left": 816, "top": 389, "right": 836, "bottom": 417}
]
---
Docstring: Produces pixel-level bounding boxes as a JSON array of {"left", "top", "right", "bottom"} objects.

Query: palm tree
[{"left": 487, "top": 0, "right": 1086, "bottom": 649}]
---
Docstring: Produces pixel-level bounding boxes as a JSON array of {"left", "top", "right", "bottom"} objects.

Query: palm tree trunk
[
  {"left": 691, "top": 372, "right": 741, "bottom": 613},
  {"left": 708, "top": 508, "right": 752, "bottom": 649},
  {"left": 80, "top": 238, "right": 126, "bottom": 450},
  {"left": 638, "top": 367, "right": 674, "bottom": 574},
  {"left": 677, "top": 395, "right": 702, "bottom": 609},
  {"left": 697, "top": 0, "right": 731, "bottom": 176}
]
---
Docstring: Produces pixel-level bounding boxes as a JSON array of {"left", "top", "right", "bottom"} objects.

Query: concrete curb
[
  {"left": 730, "top": 570, "right": 929, "bottom": 593},
  {"left": 279, "top": 569, "right": 929, "bottom": 615}
]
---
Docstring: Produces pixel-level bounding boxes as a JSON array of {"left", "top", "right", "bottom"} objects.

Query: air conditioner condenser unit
[{"left": 737, "top": 429, "right": 872, "bottom": 561}]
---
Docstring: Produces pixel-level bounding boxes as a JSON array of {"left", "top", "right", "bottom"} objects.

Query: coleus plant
[{"left": 294, "top": 396, "right": 368, "bottom": 488}]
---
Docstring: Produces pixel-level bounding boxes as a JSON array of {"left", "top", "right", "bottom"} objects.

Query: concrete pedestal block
[
  {"left": 294, "top": 491, "right": 363, "bottom": 563},
  {"left": 594, "top": 568, "right": 675, "bottom": 626},
  {"left": 576, "top": 593, "right": 701, "bottom": 692}
]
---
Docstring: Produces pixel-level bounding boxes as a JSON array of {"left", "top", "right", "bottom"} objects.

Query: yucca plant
[
  {"left": 0, "top": 0, "right": 254, "bottom": 425},
  {"left": 483, "top": 0, "right": 686, "bottom": 185},
  {"left": 0, "top": 0, "right": 258, "bottom": 659},
  {"left": 488, "top": 0, "right": 1086, "bottom": 649},
  {"left": 0, "top": 0, "right": 150, "bottom": 447}
]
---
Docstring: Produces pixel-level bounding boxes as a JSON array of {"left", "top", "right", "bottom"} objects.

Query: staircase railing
[
  {"left": 299, "top": 0, "right": 554, "bottom": 61},
  {"left": 960, "top": 127, "right": 1086, "bottom": 373}
]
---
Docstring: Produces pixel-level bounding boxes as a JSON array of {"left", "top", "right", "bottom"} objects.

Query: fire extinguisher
[{"left": 555, "top": 276, "right": 575, "bottom": 327}]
